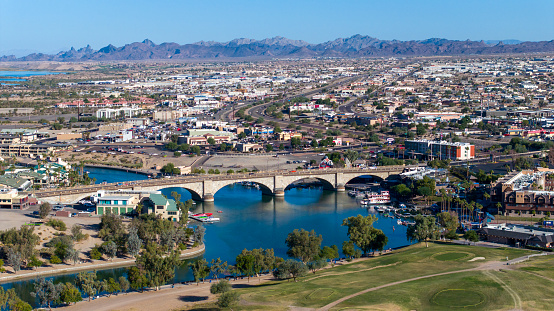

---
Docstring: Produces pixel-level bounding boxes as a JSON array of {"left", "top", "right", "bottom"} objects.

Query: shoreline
[
  {"left": 0, "top": 244, "right": 205, "bottom": 284},
  {"left": 84, "top": 164, "right": 154, "bottom": 176}
]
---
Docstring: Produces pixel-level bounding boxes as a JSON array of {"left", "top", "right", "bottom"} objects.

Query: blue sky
[{"left": 1, "top": 0, "right": 553, "bottom": 55}]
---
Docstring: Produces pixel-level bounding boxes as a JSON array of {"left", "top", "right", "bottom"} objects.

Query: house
[{"left": 141, "top": 194, "right": 181, "bottom": 222}]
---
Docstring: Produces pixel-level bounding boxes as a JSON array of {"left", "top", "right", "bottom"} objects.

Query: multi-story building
[
  {"left": 404, "top": 140, "right": 475, "bottom": 160},
  {"left": 96, "top": 195, "right": 141, "bottom": 215},
  {"left": 0, "top": 189, "right": 30, "bottom": 210},
  {"left": 0, "top": 144, "right": 55, "bottom": 157},
  {"left": 494, "top": 169, "right": 554, "bottom": 217},
  {"left": 96, "top": 107, "right": 143, "bottom": 119},
  {"left": 140, "top": 194, "right": 181, "bottom": 222}
]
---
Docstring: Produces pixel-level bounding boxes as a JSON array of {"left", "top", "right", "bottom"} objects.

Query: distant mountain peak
[{"left": 142, "top": 39, "right": 156, "bottom": 46}]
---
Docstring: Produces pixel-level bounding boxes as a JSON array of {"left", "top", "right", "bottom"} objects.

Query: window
[
  {"left": 168, "top": 211, "right": 177, "bottom": 215},
  {"left": 114, "top": 200, "right": 119, "bottom": 205},
  {"left": 157, "top": 205, "right": 164, "bottom": 209}
]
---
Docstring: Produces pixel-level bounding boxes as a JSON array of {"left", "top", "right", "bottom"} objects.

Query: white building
[{"left": 96, "top": 107, "right": 143, "bottom": 119}]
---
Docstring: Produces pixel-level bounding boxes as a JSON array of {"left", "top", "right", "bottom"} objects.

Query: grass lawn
[{"left": 184, "top": 243, "right": 541, "bottom": 310}]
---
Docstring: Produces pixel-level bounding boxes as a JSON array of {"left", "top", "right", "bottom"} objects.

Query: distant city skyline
[{"left": 1, "top": 0, "right": 553, "bottom": 56}]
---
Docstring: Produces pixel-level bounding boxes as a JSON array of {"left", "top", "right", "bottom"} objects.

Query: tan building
[
  {"left": 185, "top": 133, "right": 232, "bottom": 145},
  {"left": 0, "top": 144, "right": 55, "bottom": 157},
  {"left": 276, "top": 132, "right": 303, "bottom": 141},
  {"left": 141, "top": 194, "right": 181, "bottom": 222},
  {"left": 0, "top": 189, "right": 30, "bottom": 210},
  {"left": 0, "top": 135, "right": 21, "bottom": 144},
  {"left": 98, "top": 123, "right": 133, "bottom": 133}
]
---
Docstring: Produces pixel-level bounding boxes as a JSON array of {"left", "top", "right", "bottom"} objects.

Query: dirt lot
[{"left": 60, "top": 147, "right": 198, "bottom": 171}]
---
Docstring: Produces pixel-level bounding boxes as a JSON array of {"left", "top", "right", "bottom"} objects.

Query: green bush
[
  {"left": 90, "top": 247, "right": 102, "bottom": 260},
  {"left": 46, "top": 219, "right": 67, "bottom": 231},
  {"left": 50, "top": 255, "right": 62, "bottom": 264}
]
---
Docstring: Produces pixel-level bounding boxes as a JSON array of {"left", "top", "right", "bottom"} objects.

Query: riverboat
[{"left": 363, "top": 191, "right": 391, "bottom": 204}]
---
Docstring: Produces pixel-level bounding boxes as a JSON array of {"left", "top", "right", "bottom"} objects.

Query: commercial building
[
  {"left": 96, "top": 195, "right": 140, "bottom": 215},
  {"left": 0, "top": 144, "right": 55, "bottom": 157},
  {"left": 0, "top": 175, "right": 32, "bottom": 191},
  {"left": 0, "top": 135, "right": 21, "bottom": 144},
  {"left": 404, "top": 140, "right": 475, "bottom": 160},
  {"left": 494, "top": 169, "right": 554, "bottom": 216},
  {"left": 0, "top": 189, "right": 30, "bottom": 209},
  {"left": 477, "top": 224, "right": 554, "bottom": 248},
  {"left": 96, "top": 107, "right": 143, "bottom": 119}
]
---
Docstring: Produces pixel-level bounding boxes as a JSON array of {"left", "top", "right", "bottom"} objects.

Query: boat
[
  {"left": 189, "top": 213, "right": 220, "bottom": 223},
  {"left": 397, "top": 219, "right": 402, "bottom": 225},
  {"left": 217, "top": 210, "right": 223, "bottom": 213},
  {"left": 362, "top": 191, "right": 391, "bottom": 204}
]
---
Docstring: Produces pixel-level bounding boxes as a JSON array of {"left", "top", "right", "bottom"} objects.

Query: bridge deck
[{"left": 25, "top": 166, "right": 410, "bottom": 198}]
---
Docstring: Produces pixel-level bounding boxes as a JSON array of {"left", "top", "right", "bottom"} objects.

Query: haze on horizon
[{"left": 1, "top": 0, "right": 553, "bottom": 56}]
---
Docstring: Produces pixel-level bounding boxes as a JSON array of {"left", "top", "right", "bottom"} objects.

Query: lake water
[
  {"left": 3, "top": 167, "right": 411, "bottom": 306},
  {"left": 0, "top": 71, "right": 62, "bottom": 78}
]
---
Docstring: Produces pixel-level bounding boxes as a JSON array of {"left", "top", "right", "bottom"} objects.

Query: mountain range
[{"left": 2, "top": 35, "right": 553, "bottom": 62}]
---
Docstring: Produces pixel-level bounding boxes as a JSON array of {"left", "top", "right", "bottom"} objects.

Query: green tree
[
  {"left": 136, "top": 243, "right": 179, "bottom": 290},
  {"left": 265, "top": 144, "right": 273, "bottom": 152},
  {"left": 320, "top": 245, "right": 339, "bottom": 261},
  {"left": 406, "top": 215, "right": 440, "bottom": 247},
  {"left": 437, "top": 211, "right": 459, "bottom": 231},
  {"left": 285, "top": 229, "right": 323, "bottom": 263},
  {"left": 235, "top": 250, "right": 256, "bottom": 282},
  {"left": 75, "top": 271, "right": 98, "bottom": 301},
  {"left": 272, "top": 259, "right": 308, "bottom": 281},
  {"left": 342, "top": 240, "right": 356, "bottom": 259},
  {"left": 39, "top": 202, "right": 52, "bottom": 219},
  {"left": 207, "top": 137, "right": 216, "bottom": 145},
  {"left": 59, "top": 282, "right": 81, "bottom": 305},
  {"left": 127, "top": 266, "right": 148, "bottom": 292},
  {"left": 118, "top": 276, "right": 130, "bottom": 294},
  {"left": 342, "top": 215, "right": 384, "bottom": 255},
  {"left": 189, "top": 258, "right": 210, "bottom": 285},
  {"left": 464, "top": 230, "right": 480, "bottom": 242},
  {"left": 106, "top": 278, "right": 121, "bottom": 297},
  {"left": 32, "top": 277, "right": 62, "bottom": 310},
  {"left": 210, "top": 257, "right": 228, "bottom": 280},
  {"left": 127, "top": 226, "right": 142, "bottom": 258}
]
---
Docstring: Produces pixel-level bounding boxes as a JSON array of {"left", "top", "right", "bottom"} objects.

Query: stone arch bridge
[{"left": 28, "top": 166, "right": 409, "bottom": 204}]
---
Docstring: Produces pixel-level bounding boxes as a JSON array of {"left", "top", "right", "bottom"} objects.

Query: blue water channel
[{"left": 2, "top": 167, "right": 411, "bottom": 306}]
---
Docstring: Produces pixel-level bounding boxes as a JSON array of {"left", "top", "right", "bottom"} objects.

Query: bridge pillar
[
  {"left": 202, "top": 193, "right": 214, "bottom": 202},
  {"left": 272, "top": 188, "right": 285, "bottom": 197},
  {"left": 335, "top": 183, "right": 346, "bottom": 192}
]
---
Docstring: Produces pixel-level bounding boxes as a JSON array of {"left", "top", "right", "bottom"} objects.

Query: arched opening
[
  {"left": 214, "top": 181, "right": 273, "bottom": 197},
  {"left": 158, "top": 187, "right": 202, "bottom": 202},
  {"left": 284, "top": 177, "right": 335, "bottom": 191},
  {"left": 344, "top": 175, "right": 385, "bottom": 190}
]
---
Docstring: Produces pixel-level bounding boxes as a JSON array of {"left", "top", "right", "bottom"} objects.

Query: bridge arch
[
  {"left": 156, "top": 186, "right": 203, "bottom": 201},
  {"left": 281, "top": 175, "right": 336, "bottom": 191},
  {"left": 211, "top": 178, "right": 274, "bottom": 197}
]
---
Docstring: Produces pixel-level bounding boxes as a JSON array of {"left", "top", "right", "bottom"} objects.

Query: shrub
[
  {"left": 46, "top": 219, "right": 67, "bottom": 231},
  {"left": 90, "top": 247, "right": 102, "bottom": 260},
  {"left": 50, "top": 255, "right": 62, "bottom": 264}
]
